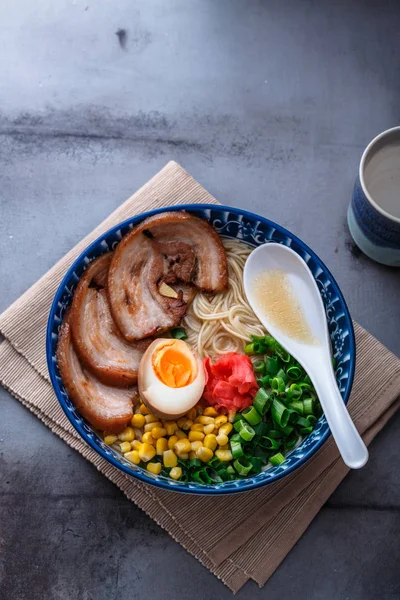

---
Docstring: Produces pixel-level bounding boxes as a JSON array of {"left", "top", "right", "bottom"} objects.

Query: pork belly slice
[
  {"left": 108, "top": 212, "right": 228, "bottom": 340},
  {"left": 57, "top": 310, "right": 136, "bottom": 433},
  {"left": 70, "top": 253, "right": 150, "bottom": 386}
]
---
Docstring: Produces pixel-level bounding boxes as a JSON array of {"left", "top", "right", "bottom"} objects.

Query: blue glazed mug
[{"left": 348, "top": 126, "right": 400, "bottom": 266}]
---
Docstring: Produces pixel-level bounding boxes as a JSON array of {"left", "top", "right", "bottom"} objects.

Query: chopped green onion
[
  {"left": 233, "top": 457, "right": 253, "bottom": 476},
  {"left": 253, "top": 359, "right": 266, "bottom": 374},
  {"left": 276, "top": 347, "right": 291, "bottom": 362},
  {"left": 269, "top": 452, "right": 286, "bottom": 466},
  {"left": 287, "top": 408, "right": 300, "bottom": 424},
  {"left": 302, "top": 398, "right": 314, "bottom": 415},
  {"left": 237, "top": 421, "right": 256, "bottom": 442},
  {"left": 249, "top": 457, "right": 263, "bottom": 474},
  {"left": 258, "top": 436, "right": 281, "bottom": 450},
  {"left": 234, "top": 418, "right": 246, "bottom": 432},
  {"left": 265, "top": 356, "right": 279, "bottom": 375},
  {"left": 170, "top": 327, "right": 188, "bottom": 340},
  {"left": 277, "top": 424, "right": 295, "bottom": 436},
  {"left": 243, "top": 442, "right": 253, "bottom": 456},
  {"left": 208, "top": 456, "right": 221, "bottom": 469},
  {"left": 271, "top": 376, "right": 286, "bottom": 393},
  {"left": 188, "top": 458, "right": 202, "bottom": 469},
  {"left": 285, "top": 431, "right": 299, "bottom": 450},
  {"left": 299, "top": 425, "right": 313, "bottom": 435},
  {"left": 253, "top": 421, "right": 269, "bottom": 436},
  {"left": 206, "top": 467, "right": 223, "bottom": 483},
  {"left": 296, "top": 416, "right": 311, "bottom": 428},
  {"left": 244, "top": 343, "right": 255, "bottom": 355},
  {"left": 271, "top": 398, "right": 290, "bottom": 428},
  {"left": 254, "top": 445, "right": 270, "bottom": 463},
  {"left": 233, "top": 412, "right": 243, "bottom": 424},
  {"left": 287, "top": 383, "right": 302, "bottom": 398},
  {"left": 306, "top": 415, "right": 317, "bottom": 425},
  {"left": 226, "top": 465, "right": 235, "bottom": 476},
  {"left": 260, "top": 374, "right": 271, "bottom": 387},
  {"left": 288, "top": 401, "right": 304, "bottom": 415},
  {"left": 277, "top": 368, "right": 289, "bottom": 383},
  {"left": 242, "top": 405, "right": 262, "bottom": 426},
  {"left": 253, "top": 388, "right": 272, "bottom": 416},
  {"left": 192, "top": 469, "right": 212, "bottom": 484},
  {"left": 299, "top": 382, "right": 313, "bottom": 393},
  {"left": 287, "top": 365, "right": 302, "bottom": 380},
  {"left": 230, "top": 433, "right": 241, "bottom": 443},
  {"left": 265, "top": 429, "right": 281, "bottom": 439},
  {"left": 230, "top": 439, "right": 244, "bottom": 459},
  {"left": 215, "top": 468, "right": 230, "bottom": 481}
]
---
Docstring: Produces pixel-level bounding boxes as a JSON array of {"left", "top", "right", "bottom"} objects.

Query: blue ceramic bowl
[{"left": 47, "top": 205, "right": 355, "bottom": 494}]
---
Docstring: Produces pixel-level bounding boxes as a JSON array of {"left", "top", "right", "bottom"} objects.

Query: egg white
[{"left": 138, "top": 339, "right": 205, "bottom": 420}]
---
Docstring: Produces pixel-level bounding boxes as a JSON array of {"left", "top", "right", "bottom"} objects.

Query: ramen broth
[{"left": 253, "top": 269, "right": 317, "bottom": 344}]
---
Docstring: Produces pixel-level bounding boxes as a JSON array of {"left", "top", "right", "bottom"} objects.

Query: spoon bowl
[{"left": 244, "top": 243, "right": 368, "bottom": 469}]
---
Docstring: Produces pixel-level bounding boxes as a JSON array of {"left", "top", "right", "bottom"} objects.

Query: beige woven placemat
[{"left": 1, "top": 161, "right": 399, "bottom": 593}]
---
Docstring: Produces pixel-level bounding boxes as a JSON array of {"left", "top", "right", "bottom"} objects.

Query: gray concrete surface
[{"left": 0, "top": 1, "right": 399, "bottom": 598}]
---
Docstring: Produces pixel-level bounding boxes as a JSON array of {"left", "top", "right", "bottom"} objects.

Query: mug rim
[{"left": 359, "top": 125, "right": 400, "bottom": 225}]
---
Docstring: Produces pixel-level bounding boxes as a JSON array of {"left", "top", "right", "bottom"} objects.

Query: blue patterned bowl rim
[{"left": 46, "top": 204, "right": 356, "bottom": 495}]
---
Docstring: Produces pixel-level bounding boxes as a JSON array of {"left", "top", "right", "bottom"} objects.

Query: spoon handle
[{"left": 310, "top": 366, "right": 369, "bottom": 469}]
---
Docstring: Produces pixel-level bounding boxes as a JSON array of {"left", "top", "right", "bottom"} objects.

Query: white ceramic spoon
[{"left": 244, "top": 243, "right": 368, "bottom": 469}]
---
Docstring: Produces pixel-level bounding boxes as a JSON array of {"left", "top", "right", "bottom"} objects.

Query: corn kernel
[
  {"left": 178, "top": 418, "right": 193, "bottom": 430},
  {"left": 142, "top": 432, "right": 155, "bottom": 445},
  {"left": 188, "top": 430, "right": 204, "bottom": 442},
  {"left": 163, "top": 449, "right": 178, "bottom": 468},
  {"left": 196, "top": 405, "right": 203, "bottom": 415},
  {"left": 215, "top": 415, "right": 228, "bottom": 428},
  {"left": 147, "top": 462, "right": 162, "bottom": 475},
  {"left": 174, "top": 439, "right": 191, "bottom": 455},
  {"left": 124, "top": 450, "right": 140, "bottom": 464},
  {"left": 175, "top": 429, "right": 187, "bottom": 440},
  {"left": 203, "top": 423, "right": 215, "bottom": 435},
  {"left": 190, "top": 423, "right": 204, "bottom": 432},
  {"left": 144, "top": 421, "right": 163, "bottom": 432},
  {"left": 219, "top": 443, "right": 229, "bottom": 450},
  {"left": 139, "top": 404, "right": 151, "bottom": 415},
  {"left": 145, "top": 413, "right": 159, "bottom": 423},
  {"left": 170, "top": 467, "right": 182, "bottom": 480},
  {"left": 120, "top": 441, "right": 132, "bottom": 454},
  {"left": 215, "top": 449, "right": 233, "bottom": 462},
  {"left": 151, "top": 427, "right": 167, "bottom": 439},
  {"left": 216, "top": 433, "right": 229, "bottom": 446},
  {"left": 138, "top": 443, "right": 156, "bottom": 462},
  {"left": 178, "top": 452, "right": 189, "bottom": 460},
  {"left": 196, "top": 446, "right": 213, "bottom": 463},
  {"left": 131, "top": 440, "right": 142, "bottom": 450},
  {"left": 203, "top": 434, "right": 218, "bottom": 451},
  {"left": 104, "top": 434, "right": 118, "bottom": 445},
  {"left": 131, "top": 413, "right": 146, "bottom": 428},
  {"left": 219, "top": 423, "right": 233, "bottom": 436},
  {"left": 191, "top": 440, "right": 203, "bottom": 452},
  {"left": 168, "top": 435, "right": 179, "bottom": 450},
  {"left": 156, "top": 438, "right": 168, "bottom": 455},
  {"left": 197, "top": 416, "right": 214, "bottom": 425},
  {"left": 118, "top": 427, "right": 135, "bottom": 442},
  {"left": 164, "top": 421, "right": 178, "bottom": 436},
  {"left": 186, "top": 407, "right": 197, "bottom": 421},
  {"left": 189, "top": 451, "right": 196, "bottom": 459},
  {"left": 203, "top": 407, "right": 218, "bottom": 417}
]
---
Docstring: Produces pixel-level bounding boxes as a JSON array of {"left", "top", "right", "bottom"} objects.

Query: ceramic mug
[{"left": 348, "top": 126, "right": 400, "bottom": 266}]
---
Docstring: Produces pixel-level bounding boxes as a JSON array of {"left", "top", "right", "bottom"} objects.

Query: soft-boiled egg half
[{"left": 138, "top": 338, "right": 205, "bottom": 419}]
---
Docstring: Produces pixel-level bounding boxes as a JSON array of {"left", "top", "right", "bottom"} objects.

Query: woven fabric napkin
[{"left": 1, "top": 161, "right": 399, "bottom": 593}]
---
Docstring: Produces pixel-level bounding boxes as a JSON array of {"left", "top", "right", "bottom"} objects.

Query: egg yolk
[{"left": 153, "top": 343, "right": 196, "bottom": 388}]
